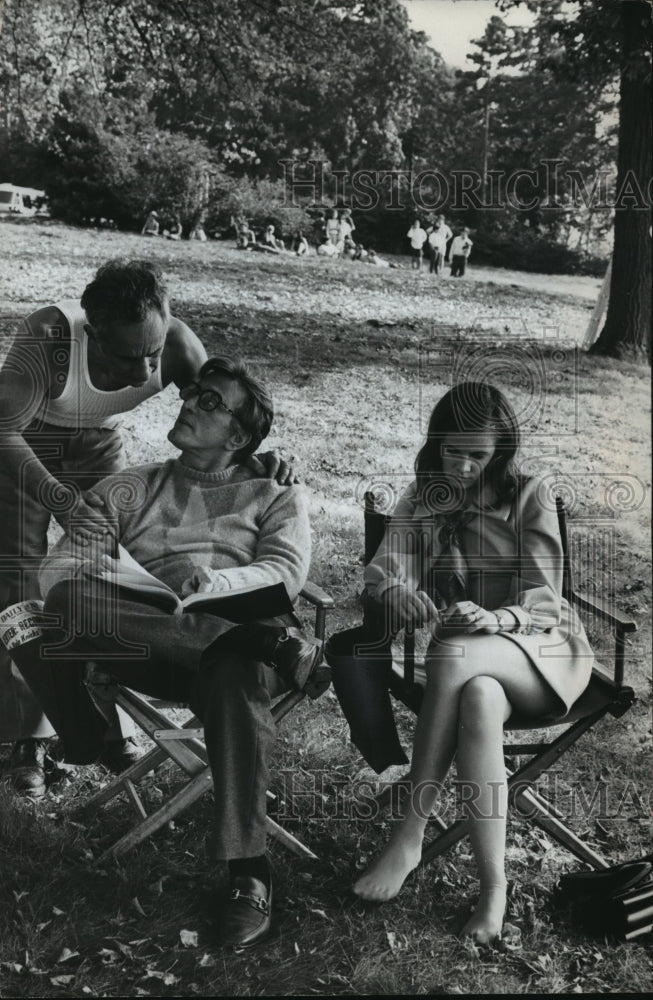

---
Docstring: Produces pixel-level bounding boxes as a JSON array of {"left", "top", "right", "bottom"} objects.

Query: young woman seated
[{"left": 331, "top": 382, "right": 593, "bottom": 943}]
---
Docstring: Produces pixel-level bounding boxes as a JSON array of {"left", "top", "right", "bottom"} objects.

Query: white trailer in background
[{"left": 0, "top": 183, "right": 48, "bottom": 216}]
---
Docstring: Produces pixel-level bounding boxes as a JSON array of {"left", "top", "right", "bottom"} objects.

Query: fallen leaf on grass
[
  {"left": 98, "top": 948, "right": 120, "bottom": 964},
  {"left": 57, "top": 947, "right": 79, "bottom": 963},
  {"left": 1, "top": 962, "right": 24, "bottom": 974},
  {"left": 497, "top": 922, "right": 522, "bottom": 952},
  {"left": 52, "top": 906, "right": 65, "bottom": 916},
  {"left": 386, "top": 929, "right": 400, "bottom": 953},
  {"left": 180, "top": 929, "right": 198, "bottom": 948},
  {"left": 309, "top": 908, "right": 328, "bottom": 920},
  {"left": 144, "top": 968, "right": 179, "bottom": 986},
  {"left": 198, "top": 953, "right": 216, "bottom": 968},
  {"left": 51, "top": 974, "right": 75, "bottom": 986}
]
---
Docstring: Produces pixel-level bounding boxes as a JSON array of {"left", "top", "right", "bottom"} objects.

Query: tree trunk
[{"left": 590, "top": 1, "right": 651, "bottom": 362}]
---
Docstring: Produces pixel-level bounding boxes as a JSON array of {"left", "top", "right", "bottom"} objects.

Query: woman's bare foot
[
  {"left": 353, "top": 829, "right": 423, "bottom": 903},
  {"left": 460, "top": 882, "right": 507, "bottom": 945}
]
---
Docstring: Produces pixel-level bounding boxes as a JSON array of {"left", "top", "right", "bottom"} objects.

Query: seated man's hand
[
  {"left": 78, "top": 552, "right": 119, "bottom": 579},
  {"left": 181, "top": 566, "right": 231, "bottom": 597},
  {"left": 248, "top": 449, "right": 299, "bottom": 485},
  {"left": 383, "top": 584, "right": 439, "bottom": 632}
]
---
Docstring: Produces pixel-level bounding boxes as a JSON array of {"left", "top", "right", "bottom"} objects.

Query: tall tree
[
  {"left": 589, "top": 1, "right": 651, "bottom": 360},
  {"left": 498, "top": 0, "right": 652, "bottom": 361}
]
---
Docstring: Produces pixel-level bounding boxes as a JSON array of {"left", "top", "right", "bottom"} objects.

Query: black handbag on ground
[{"left": 555, "top": 855, "right": 653, "bottom": 941}]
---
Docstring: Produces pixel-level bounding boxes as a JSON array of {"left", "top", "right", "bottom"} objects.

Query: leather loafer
[
  {"left": 98, "top": 737, "right": 143, "bottom": 774},
  {"left": 269, "top": 628, "right": 329, "bottom": 698},
  {"left": 217, "top": 875, "right": 272, "bottom": 949},
  {"left": 7, "top": 738, "right": 49, "bottom": 798}
]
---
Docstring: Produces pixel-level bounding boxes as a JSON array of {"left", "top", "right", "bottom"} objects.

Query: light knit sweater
[{"left": 39, "top": 459, "right": 311, "bottom": 601}]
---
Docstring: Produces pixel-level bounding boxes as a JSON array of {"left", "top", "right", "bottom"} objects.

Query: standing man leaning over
[{"left": 0, "top": 259, "right": 291, "bottom": 796}]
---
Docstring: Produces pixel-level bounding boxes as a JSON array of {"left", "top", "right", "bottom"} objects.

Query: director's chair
[
  {"left": 77, "top": 580, "right": 335, "bottom": 864},
  {"left": 362, "top": 490, "right": 637, "bottom": 871}
]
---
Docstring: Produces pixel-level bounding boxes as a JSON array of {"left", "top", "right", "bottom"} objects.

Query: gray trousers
[{"left": 19, "top": 580, "right": 288, "bottom": 860}]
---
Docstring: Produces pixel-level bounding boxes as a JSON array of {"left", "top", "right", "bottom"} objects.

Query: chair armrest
[
  {"left": 571, "top": 591, "right": 637, "bottom": 632},
  {"left": 299, "top": 581, "right": 335, "bottom": 610}
]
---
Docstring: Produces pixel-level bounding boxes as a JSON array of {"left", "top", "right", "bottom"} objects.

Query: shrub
[
  {"left": 470, "top": 226, "right": 609, "bottom": 275},
  {"left": 43, "top": 92, "right": 222, "bottom": 233},
  {"left": 206, "top": 177, "right": 311, "bottom": 242}
]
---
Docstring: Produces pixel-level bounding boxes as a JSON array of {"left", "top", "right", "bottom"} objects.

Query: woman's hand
[
  {"left": 383, "top": 584, "right": 439, "bottom": 632},
  {"left": 440, "top": 601, "right": 499, "bottom": 634},
  {"left": 181, "top": 566, "right": 230, "bottom": 597}
]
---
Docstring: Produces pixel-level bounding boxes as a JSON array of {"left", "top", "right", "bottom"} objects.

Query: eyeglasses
[{"left": 179, "top": 382, "right": 239, "bottom": 421}]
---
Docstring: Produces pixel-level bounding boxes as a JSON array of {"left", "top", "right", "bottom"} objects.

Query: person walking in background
[
  {"left": 406, "top": 219, "right": 427, "bottom": 271},
  {"left": 426, "top": 215, "right": 453, "bottom": 276},
  {"left": 141, "top": 211, "right": 159, "bottom": 237},
  {"left": 450, "top": 227, "right": 473, "bottom": 277}
]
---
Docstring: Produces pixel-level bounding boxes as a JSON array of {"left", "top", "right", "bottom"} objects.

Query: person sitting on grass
[
  {"left": 17, "top": 355, "right": 330, "bottom": 951},
  {"left": 163, "top": 215, "right": 183, "bottom": 241},
  {"left": 263, "top": 225, "right": 285, "bottom": 252},
  {"left": 141, "top": 211, "right": 159, "bottom": 237},
  {"left": 367, "top": 249, "right": 402, "bottom": 269},
  {"left": 292, "top": 230, "right": 310, "bottom": 256},
  {"left": 236, "top": 219, "right": 257, "bottom": 249},
  {"left": 316, "top": 240, "right": 338, "bottom": 258},
  {"left": 341, "top": 234, "right": 357, "bottom": 259},
  {"left": 330, "top": 382, "right": 594, "bottom": 944}
]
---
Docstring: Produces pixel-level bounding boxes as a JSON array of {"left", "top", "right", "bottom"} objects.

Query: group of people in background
[
  {"left": 406, "top": 216, "right": 473, "bottom": 276},
  {"left": 142, "top": 207, "right": 473, "bottom": 275},
  {"left": 141, "top": 210, "right": 208, "bottom": 242}
]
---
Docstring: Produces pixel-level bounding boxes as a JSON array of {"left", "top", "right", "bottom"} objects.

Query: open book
[{"left": 88, "top": 545, "right": 294, "bottom": 622}]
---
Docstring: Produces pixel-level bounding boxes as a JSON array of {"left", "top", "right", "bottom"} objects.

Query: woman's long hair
[{"left": 415, "top": 382, "right": 522, "bottom": 507}]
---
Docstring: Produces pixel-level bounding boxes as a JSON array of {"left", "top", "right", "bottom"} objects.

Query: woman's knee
[
  {"left": 458, "top": 676, "right": 509, "bottom": 736},
  {"left": 424, "top": 637, "right": 485, "bottom": 689}
]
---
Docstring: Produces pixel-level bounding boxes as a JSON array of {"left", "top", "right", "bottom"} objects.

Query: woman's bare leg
[
  {"left": 456, "top": 675, "right": 511, "bottom": 942},
  {"left": 353, "top": 635, "right": 559, "bottom": 908}
]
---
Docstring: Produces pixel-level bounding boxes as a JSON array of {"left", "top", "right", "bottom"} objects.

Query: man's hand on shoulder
[{"left": 248, "top": 450, "right": 300, "bottom": 485}]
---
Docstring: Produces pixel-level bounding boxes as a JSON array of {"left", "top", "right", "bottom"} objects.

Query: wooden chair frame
[
  {"left": 364, "top": 491, "right": 637, "bottom": 871},
  {"left": 79, "top": 581, "right": 335, "bottom": 864}
]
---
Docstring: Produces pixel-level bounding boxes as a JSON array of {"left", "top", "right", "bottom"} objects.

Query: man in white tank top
[{"left": 0, "top": 259, "right": 294, "bottom": 796}]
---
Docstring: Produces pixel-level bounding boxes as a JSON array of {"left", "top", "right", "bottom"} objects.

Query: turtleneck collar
[{"left": 174, "top": 458, "right": 239, "bottom": 484}]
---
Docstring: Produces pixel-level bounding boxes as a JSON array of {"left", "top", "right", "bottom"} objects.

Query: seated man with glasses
[{"left": 18, "top": 355, "right": 329, "bottom": 949}]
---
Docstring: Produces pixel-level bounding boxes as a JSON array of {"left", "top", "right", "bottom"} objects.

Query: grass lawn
[{"left": 1, "top": 218, "right": 651, "bottom": 996}]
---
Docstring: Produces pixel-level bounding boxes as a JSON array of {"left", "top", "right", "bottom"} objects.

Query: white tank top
[{"left": 40, "top": 300, "right": 164, "bottom": 429}]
